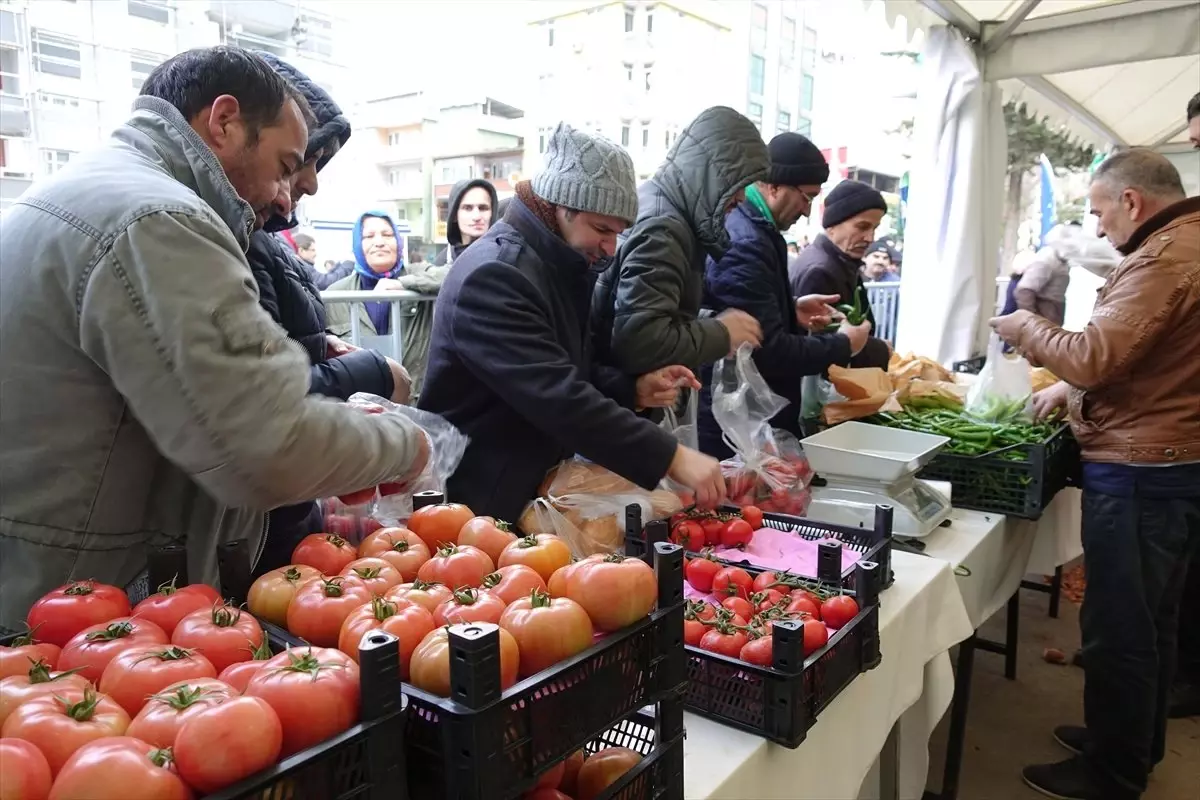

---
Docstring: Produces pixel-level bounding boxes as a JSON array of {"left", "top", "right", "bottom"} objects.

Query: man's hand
[
  {"left": 717, "top": 309, "right": 763, "bottom": 354},
  {"left": 666, "top": 445, "right": 727, "bottom": 510},
  {"left": 989, "top": 310, "right": 1035, "bottom": 347},
  {"left": 838, "top": 318, "right": 872, "bottom": 356},
  {"left": 375, "top": 278, "right": 407, "bottom": 291},
  {"left": 1032, "top": 380, "right": 1070, "bottom": 422},
  {"left": 636, "top": 365, "right": 700, "bottom": 410},
  {"left": 386, "top": 357, "right": 412, "bottom": 405},
  {"left": 795, "top": 294, "right": 840, "bottom": 331},
  {"left": 326, "top": 334, "right": 358, "bottom": 357}
]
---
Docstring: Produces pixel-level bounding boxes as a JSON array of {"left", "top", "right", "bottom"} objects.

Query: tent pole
[
  {"left": 983, "top": 0, "right": 1041, "bottom": 53},
  {"left": 1020, "top": 76, "right": 1127, "bottom": 147},
  {"left": 917, "top": 0, "right": 980, "bottom": 40}
]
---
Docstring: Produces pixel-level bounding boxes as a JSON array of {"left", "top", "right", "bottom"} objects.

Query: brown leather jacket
[{"left": 1014, "top": 196, "right": 1200, "bottom": 464}]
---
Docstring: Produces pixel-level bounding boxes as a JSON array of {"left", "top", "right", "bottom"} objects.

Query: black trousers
[
  {"left": 1079, "top": 488, "right": 1200, "bottom": 797},
  {"left": 1177, "top": 547, "right": 1200, "bottom": 686}
]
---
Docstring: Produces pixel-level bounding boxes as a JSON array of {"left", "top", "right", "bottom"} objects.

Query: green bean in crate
[{"left": 871, "top": 409, "right": 1064, "bottom": 458}]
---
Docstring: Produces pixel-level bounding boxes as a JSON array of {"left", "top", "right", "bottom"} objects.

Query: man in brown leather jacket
[{"left": 992, "top": 149, "right": 1200, "bottom": 800}]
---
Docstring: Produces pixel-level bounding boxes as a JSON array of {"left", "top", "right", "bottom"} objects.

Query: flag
[{"left": 1038, "top": 153, "right": 1056, "bottom": 246}]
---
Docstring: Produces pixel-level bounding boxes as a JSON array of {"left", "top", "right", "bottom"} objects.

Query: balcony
[
  {"left": 0, "top": 91, "right": 31, "bottom": 137},
  {"left": 207, "top": 0, "right": 297, "bottom": 37}
]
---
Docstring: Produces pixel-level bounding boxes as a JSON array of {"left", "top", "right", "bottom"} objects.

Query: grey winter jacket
[
  {"left": 593, "top": 106, "right": 770, "bottom": 374},
  {"left": 0, "top": 97, "right": 427, "bottom": 629}
]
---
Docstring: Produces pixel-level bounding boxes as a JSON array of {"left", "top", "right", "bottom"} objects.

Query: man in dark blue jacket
[
  {"left": 419, "top": 123, "right": 726, "bottom": 522},
  {"left": 700, "top": 133, "right": 871, "bottom": 457}
]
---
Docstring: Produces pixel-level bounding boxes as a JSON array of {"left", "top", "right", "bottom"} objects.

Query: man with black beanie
[
  {"left": 698, "top": 133, "right": 872, "bottom": 457},
  {"left": 788, "top": 179, "right": 892, "bottom": 368}
]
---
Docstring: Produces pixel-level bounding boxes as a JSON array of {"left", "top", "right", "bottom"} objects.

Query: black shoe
[
  {"left": 1022, "top": 757, "right": 1101, "bottom": 800},
  {"left": 1053, "top": 725, "right": 1088, "bottom": 756},
  {"left": 1168, "top": 681, "right": 1200, "bottom": 719}
]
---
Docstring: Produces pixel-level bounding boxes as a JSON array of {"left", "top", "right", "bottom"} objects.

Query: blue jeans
[{"left": 1079, "top": 473, "right": 1200, "bottom": 797}]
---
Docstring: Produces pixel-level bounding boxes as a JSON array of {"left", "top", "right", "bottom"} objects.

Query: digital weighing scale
[{"left": 800, "top": 421, "right": 954, "bottom": 538}]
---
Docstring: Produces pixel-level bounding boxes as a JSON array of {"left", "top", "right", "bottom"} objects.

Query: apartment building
[
  {"left": 730, "top": 0, "right": 817, "bottom": 139},
  {"left": 0, "top": 0, "right": 346, "bottom": 211}
]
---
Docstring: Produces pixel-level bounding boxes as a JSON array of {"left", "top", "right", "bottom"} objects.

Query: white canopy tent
[{"left": 880, "top": 0, "right": 1200, "bottom": 362}]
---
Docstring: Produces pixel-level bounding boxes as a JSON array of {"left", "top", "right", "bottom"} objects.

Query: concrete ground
[{"left": 923, "top": 582, "right": 1200, "bottom": 799}]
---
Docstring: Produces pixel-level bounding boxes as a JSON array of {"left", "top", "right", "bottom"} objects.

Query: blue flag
[{"left": 1039, "top": 153, "right": 1056, "bottom": 246}]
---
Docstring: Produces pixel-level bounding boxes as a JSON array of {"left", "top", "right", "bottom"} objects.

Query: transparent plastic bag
[
  {"left": 517, "top": 458, "right": 685, "bottom": 558},
  {"left": 965, "top": 335, "right": 1034, "bottom": 424},
  {"left": 713, "top": 346, "right": 814, "bottom": 515},
  {"left": 660, "top": 385, "right": 699, "bottom": 451}
]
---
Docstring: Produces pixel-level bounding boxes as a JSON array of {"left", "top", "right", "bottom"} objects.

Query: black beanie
[
  {"left": 767, "top": 132, "right": 830, "bottom": 187},
  {"left": 822, "top": 180, "right": 888, "bottom": 228}
]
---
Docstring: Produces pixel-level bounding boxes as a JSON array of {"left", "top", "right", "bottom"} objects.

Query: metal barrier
[
  {"left": 319, "top": 289, "right": 434, "bottom": 362},
  {"left": 864, "top": 281, "right": 899, "bottom": 344}
]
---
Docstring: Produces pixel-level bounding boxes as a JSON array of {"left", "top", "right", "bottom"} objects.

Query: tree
[{"left": 1001, "top": 101, "right": 1096, "bottom": 270}]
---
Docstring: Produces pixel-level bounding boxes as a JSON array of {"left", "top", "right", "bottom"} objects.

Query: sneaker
[
  {"left": 1053, "top": 725, "right": 1088, "bottom": 756},
  {"left": 1021, "top": 757, "right": 1101, "bottom": 800},
  {"left": 1168, "top": 681, "right": 1200, "bottom": 719}
]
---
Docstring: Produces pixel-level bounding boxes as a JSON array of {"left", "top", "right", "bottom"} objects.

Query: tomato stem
[
  {"left": 148, "top": 747, "right": 175, "bottom": 768},
  {"left": 154, "top": 575, "right": 182, "bottom": 596},
  {"left": 325, "top": 534, "right": 349, "bottom": 548},
  {"left": 84, "top": 621, "right": 135, "bottom": 641},
  {"left": 353, "top": 566, "right": 382, "bottom": 579},
  {"left": 389, "top": 540, "right": 412, "bottom": 553},
  {"left": 528, "top": 588, "right": 552, "bottom": 608},
  {"left": 135, "top": 646, "right": 197, "bottom": 664},
  {"left": 210, "top": 603, "right": 243, "bottom": 628},
  {"left": 10, "top": 623, "right": 45, "bottom": 647},
  {"left": 283, "top": 566, "right": 307, "bottom": 583},
  {"left": 57, "top": 688, "right": 102, "bottom": 721},
  {"left": 321, "top": 577, "right": 348, "bottom": 597},
  {"left": 370, "top": 597, "right": 397, "bottom": 621},
  {"left": 148, "top": 684, "right": 219, "bottom": 710},
  {"left": 63, "top": 580, "right": 96, "bottom": 596},
  {"left": 409, "top": 578, "right": 442, "bottom": 591},
  {"left": 435, "top": 542, "right": 459, "bottom": 557},
  {"left": 249, "top": 638, "right": 273, "bottom": 661},
  {"left": 481, "top": 572, "right": 502, "bottom": 589},
  {"left": 452, "top": 587, "right": 480, "bottom": 606}
]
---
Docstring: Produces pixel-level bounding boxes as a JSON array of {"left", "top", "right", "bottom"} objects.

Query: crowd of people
[{"left": 0, "top": 46, "right": 1196, "bottom": 800}]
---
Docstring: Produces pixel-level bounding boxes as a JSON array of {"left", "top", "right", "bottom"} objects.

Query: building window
[
  {"left": 624, "top": 8, "right": 634, "bottom": 32},
  {"left": 644, "top": 66, "right": 652, "bottom": 92},
  {"left": 41, "top": 148, "right": 72, "bottom": 175},
  {"left": 127, "top": 0, "right": 169, "bottom": 24},
  {"left": 624, "top": 63, "right": 633, "bottom": 82},
  {"left": 647, "top": 8, "right": 654, "bottom": 32},
  {"left": 388, "top": 132, "right": 401, "bottom": 147},
  {"left": 802, "top": 27, "right": 817, "bottom": 71},
  {"left": 748, "top": 102, "right": 763, "bottom": 128},
  {"left": 32, "top": 31, "right": 81, "bottom": 79},
  {"left": 621, "top": 124, "right": 630, "bottom": 147},
  {"left": 781, "top": 16, "right": 796, "bottom": 60},
  {"left": 642, "top": 127, "right": 650, "bottom": 148},
  {"left": 777, "top": 110, "right": 791, "bottom": 133},
  {"left": 796, "top": 117, "right": 812, "bottom": 137},
  {"left": 395, "top": 207, "right": 407, "bottom": 221},
  {"left": 751, "top": 3, "right": 768, "bottom": 50},
  {"left": 130, "top": 53, "right": 161, "bottom": 91},
  {"left": 440, "top": 166, "right": 453, "bottom": 183},
  {"left": 749, "top": 55, "right": 765, "bottom": 96},
  {"left": 801, "top": 73, "right": 815, "bottom": 112},
  {"left": 547, "top": 23, "right": 554, "bottom": 47}
]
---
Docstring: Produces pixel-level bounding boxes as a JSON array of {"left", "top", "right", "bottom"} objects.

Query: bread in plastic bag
[{"left": 965, "top": 334, "right": 1034, "bottom": 424}]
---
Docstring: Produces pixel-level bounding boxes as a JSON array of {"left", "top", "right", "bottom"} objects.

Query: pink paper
[{"left": 706, "top": 528, "right": 861, "bottom": 578}]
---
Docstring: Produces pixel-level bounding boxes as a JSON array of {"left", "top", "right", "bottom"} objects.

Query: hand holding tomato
[
  {"left": 48, "top": 736, "right": 193, "bottom": 800},
  {"left": 26, "top": 581, "right": 131, "bottom": 648}
]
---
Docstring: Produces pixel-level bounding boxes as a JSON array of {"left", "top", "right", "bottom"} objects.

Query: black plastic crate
[
  {"left": 951, "top": 355, "right": 986, "bottom": 375},
  {"left": 625, "top": 503, "right": 894, "bottom": 592},
  {"left": 918, "top": 422, "right": 1079, "bottom": 519},
  {"left": 585, "top": 707, "right": 685, "bottom": 800},
  {"left": 403, "top": 542, "right": 687, "bottom": 800}
]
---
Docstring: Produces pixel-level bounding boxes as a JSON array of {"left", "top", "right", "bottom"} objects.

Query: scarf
[
  {"left": 744, "top": 184, "right": 776, "bottom": 229},
  {"left": 515, "top": 181, "right": 563, "bottom": 237}
]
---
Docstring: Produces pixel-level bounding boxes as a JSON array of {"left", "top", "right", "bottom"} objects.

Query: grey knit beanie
[{"left": 532, "top": 123, "right": 638, "bottom": 225}]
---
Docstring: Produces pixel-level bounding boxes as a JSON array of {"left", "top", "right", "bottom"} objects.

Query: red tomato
[
  {"left": 337, "top": 486, "right": 378, "bottom": 506},
  {"left": 785, "top": 596, "right": 820, "bottom": 620},
  {"left": 498, "top": 590, "right": 594, "bottom": 678},
  {"left": 173, "top": 696, "right": 282, "bottom": 793},
  {"left": 533, "top": 759, "right": 566, "bottom": 790},
  {"left": 98, "top": 645, "right": 217, "bottom": 717},
  {"left": 383, "top": 579, "right": 454, "bottom": 615},
  {"left": 0, "top": 738, "right": 52, "bottom": 800},
  {"left": 457, "top": 516, "right": 520, "bottom": 565},
  {"left": 131, "top": 582, "right": 221, "bottom": 638},
  {"left": 341, "top": 557, "right": 404, "bottom": 595},
  {"left": 560, "top": 748, "right": 586, "bottom": 794},
  {"left": 820, "top": 595, "right": 860, "bottom": 630},
  {"left": 244, "top": 646, "right": 359, "bottom": 757},
  {"left": 216, "top": 640, "right": 272, "bottom": 694},
  {"left": 408, "top": 502, "right": 475, "bottom": 550},
  {"left": 433, "top": 588, "right": 507, "bottom": 627},
  {"left": 698, "top": 627, "right": 749, "bottom": 658},
  {"left": 0, "top": 687, "right": 130, "bottom": 775},
  {"left": 480, "top": 565, "right": 547, "bottom": 606},
  {"left": 48, "top": 736, "right": 192, "bottom": 800},
  {"left": 26, "top": 581, "right": 132, "bottom": 648},
  {"left": 698, "top": 518, "right": 725, "bottom": 547},
  {"left": 685, "top": 557, "right": 721, "bottom": 593},
  {"left": 720, "top": 596, "right": 753, "bottom": 621},
  {"left": 357, "top": 528, "right": 431, "bottom": 581},
  {"left": 409, "top": 626, "right": 519, "bottom": 698},
  {"left": 0, "top": 660, "right": 91, "bottom": 729},
  {"left": 125, "top": 677, "right": 234, "bottom": 748},
  {"left": 719, "top": 518, "right": 754, "bottom": 549},
  {"left": 669, "top": 520, "right": 704, "bottom": 551},
  {"left": 336, "top": 597, "right": 435, "bottom": 679},
  {"left": 791, "top": 587, "right": 824, "bottom": 610},
  {"left": 575, "top": 747, "right": 641, "bottom": 800},
  {"left": 739, "top": 635, "right": 774, "bottom": 666},
  {"left": 802, "top": 618, "right": 829, "bottom": 656},
  {"left": 740, "top": 505, "right": 764, "bottom": 530},
  {"left": 170, "top": 603, "right": 264, "bottom": 674},
  {"left": 0, "top": 629, "right": 60, "bottom": 680},
  {"left": 684, "top": 618, "right": 708, "bottom": 646},
  {"left": 558, "top": 554, "right": 657, "bottom": 632},
  {"left": 58, "top": 617, "right": 169, "bottom": 684},
  {"left": 497, "top": 534, "right": 573, "bottom": 583},
  {"left": 291, "top": 533, "right": 358, "bottom": 575},
  {"left": 417, "top": 543, "right": 495, "bottom": 590},
  {"left": 752, "top": 589, "right": 786, "bottom": 612},
  {"left": 285, "top": 576, "right": 374, "bottom": 648},
  {"left": 711, "top": 567, "right": 753, "bottom": 601},
  {"left": 688, "top": 600, "right": 717, "bottom": 622},
  {"left": 246, "top": 565, "right": 322, "bottom": 628}
]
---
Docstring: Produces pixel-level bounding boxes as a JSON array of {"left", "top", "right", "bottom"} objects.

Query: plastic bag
[
  {"left": 965, "top": 335, "right": 1034, "bottom": 424},
  {"left": 660, "top": 385, "right": 699, "bottom": 451},
  {"left": 517, "top": 458, "right": 685, "bottom": 558},
  {"left": 712, "top": 346, "right": 813, "bottom": 515}
]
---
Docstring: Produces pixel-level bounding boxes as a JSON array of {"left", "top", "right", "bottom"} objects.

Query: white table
[{"left": 683, "top": 550, "right": 974, "bottom": 800}]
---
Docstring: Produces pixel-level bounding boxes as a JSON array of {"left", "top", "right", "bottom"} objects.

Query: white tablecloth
[
  {"left": 1022, "top": 487, "right": 1084, "bottom": 576},
  {"left": 919, "top": 509, "right": 1030, "bottom": 628},
  {"left": 683, "top": 551, "right": 973, "bottom": 800}
]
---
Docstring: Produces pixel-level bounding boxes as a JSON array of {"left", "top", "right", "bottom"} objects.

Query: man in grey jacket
[
  {"left": 593, "top": 106, "right": 768, "bottom": 375},
  {"left": 0, "top": 47, "right": 429, "bottom": 629}
]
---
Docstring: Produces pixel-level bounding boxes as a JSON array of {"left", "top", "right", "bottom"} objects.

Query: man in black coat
[
  {"left": 700, "top": 133, "right": 872, "bottom": 457},
  {"left": 789, "top": 180, "right": 892, "bottom": 368},
  {"left": 419, "top": 123, "right": 726, "bottom": 522}
]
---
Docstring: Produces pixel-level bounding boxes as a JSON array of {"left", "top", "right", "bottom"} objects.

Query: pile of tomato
[
  {"left": 515, "top": 744, "right": 648, "bottom": 800},
  {"left": 248, "top": 503, "right": 662, "bottom": 699},
  {"left": 667, "top": 505, "right": 762, "bottom": 552},
  {"left": 0, "top": 580, "right": 365, "bottom": 798},
  {"left": 682, "top": 561, "right": 860, "bottom": 667},
  {"left": 723, "top": 453, "right": 813, "bottom": 515}
]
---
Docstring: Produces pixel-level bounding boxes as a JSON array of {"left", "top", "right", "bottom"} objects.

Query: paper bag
[{"left": 821, "top": 366, "right": 900, "bottom": 425}]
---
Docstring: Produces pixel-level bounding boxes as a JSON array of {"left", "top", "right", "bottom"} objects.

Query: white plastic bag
[
  {"left": 660, "top": 386, "right": 699, "bottom": 451},
  {"left": 964, "top": 335, "right": 1034, "bottom": 424}
]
